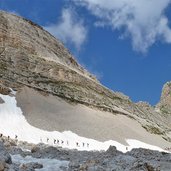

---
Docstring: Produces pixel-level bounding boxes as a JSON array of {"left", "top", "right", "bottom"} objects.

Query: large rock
[
  {"left": 0, "top": 84, "right": 11, "bottom": 95},
  {"left": 106, "top": 145, "right": 122, "bottom": 156},
  {"left": 157, "top": 81, "right": 171, "bottom": 114},
  {"left": 0, "top": 161, "right": 5, "bottom": 171},
  {"left": 0, "top": 142, "right": 12, "bottom": 164},
  {"left": 19, "top": 162, "right": 43, "bottom": 171}
]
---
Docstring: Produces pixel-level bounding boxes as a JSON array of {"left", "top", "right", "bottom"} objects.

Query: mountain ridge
[{"left": 0, "top": 10, "right": 171, "bottom": 152}]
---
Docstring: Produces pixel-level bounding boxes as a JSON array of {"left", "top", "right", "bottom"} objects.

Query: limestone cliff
[
  {"left": 157, "top": 81, "right": 171, "bottom": 114},
  {"left": 0, "top": 10, "right": 131, "bottom": 115}
]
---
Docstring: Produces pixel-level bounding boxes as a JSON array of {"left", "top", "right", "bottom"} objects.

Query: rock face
[
  {"left": 157, "top": 81, "right": 171, "bottom": 114},
  {"left": 1, "top": 10, "right": 171, "bottom": 149},
  {"left": 0, "top": 10, "right": 131, "bottom": 115}
]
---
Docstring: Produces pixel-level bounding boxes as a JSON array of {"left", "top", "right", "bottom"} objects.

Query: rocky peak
[
  {"left": 157, "top": 81, "right": 171, "bottom": 114},
  {"left": 161, "top": 82, "right": 171, "bottom": 102}
]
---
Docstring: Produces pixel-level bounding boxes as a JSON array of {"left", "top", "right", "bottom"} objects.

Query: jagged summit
[
  {"left": 157, "top": 81, "right": 171, "bottom": 114},
  {"left": 1, "top": 11, "right": 171, "bottom": 153}
]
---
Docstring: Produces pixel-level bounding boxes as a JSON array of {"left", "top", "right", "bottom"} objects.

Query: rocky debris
[
  {"left": 0, "top": 142, "right": 12, "bottom": 164},
  {"left": 0, "top": 142, "right": 12, "bottom": 171},
  {"left": 65, "top": 146, "right": 171, "bottom": 171},
  {"left": 1, "top": 137, "right": 171, "bottom": 170},
  {"left": 0, "top": 84, "right": 11, "bottom": 95},
  {"left": 0, "top": 140, "right": 44, "bottom": 171},
  {"left": 0, "top": 161, "right": 5, "bottom": 171},
  {"left": 19, "top": 162, "right": 43, "bottom": 171},
  {"left": 105, "top": 145, "right": 122, "bottom": 156}
]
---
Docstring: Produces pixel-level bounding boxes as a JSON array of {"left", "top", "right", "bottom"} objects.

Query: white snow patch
[
  {"left": 11, "top": 154, "right": 69, "bottom": 171},
  {"left": 0, "top": 92, "right": 165, "bottom": 153},
  {"left": 126, "top": 139, "right": 165, "bottom": 152}
]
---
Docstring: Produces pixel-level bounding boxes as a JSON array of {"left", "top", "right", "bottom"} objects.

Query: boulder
[{"left": 0, "top": 142, "right": 12, "bottom": 164}]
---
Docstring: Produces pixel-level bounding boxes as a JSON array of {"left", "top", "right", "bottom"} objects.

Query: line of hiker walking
[
  {"left": 43, "top": 137, "right": 90, "bottom": 148},
  {"left": 0, "top": 133, "right": 90, "bottom": 148},
  {"left": 0, "top": 133, "right": 18, "bottom": 142}
]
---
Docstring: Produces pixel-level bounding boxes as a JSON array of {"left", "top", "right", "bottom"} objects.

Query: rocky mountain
[
  {"left": 0, "top": 10, "right": 171, "bottom": 161},
  {"left": 157, "top": 81, "right": 171, "bottom": 114}
]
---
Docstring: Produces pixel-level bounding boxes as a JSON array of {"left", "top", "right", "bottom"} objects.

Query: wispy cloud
[
  {"left": 44, "top": 8, "right": 87, "bottom": 50},
  {"left": 73, "top": 0, "right": 171, "bottom": 53}
]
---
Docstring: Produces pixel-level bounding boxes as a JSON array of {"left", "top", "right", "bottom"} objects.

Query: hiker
[
  {"left": 54, "top": 139, "right": 56, "bottom": 144},
  {"left": 15, "top": 135, "right": 18, "bottom": 142},
  {"left": 126, "top": 147, "right": 128, "bottom": 151},
  {"left": 76, "top": 142, "right": 79, "bottom": 147},
  {"left": 0, "top": 133, "right": 3, "bottom": 137},
  {"left": 57, "top": 139, "right": 59, "bottom": 144},
  {"left": 47, "top": 138, "right": 49, "bottom": 143},
  {"left": 7, "top": 136, "right": 10, "bottom": 140},
  {"left": 87, "top": 143, "right": 89, "bottom": 148},
  {"left": 82, "top": 142, "right": 85, "bottom": 147},
  {"left": 67, "top": 140, "right": 69, "bottom": 146},
  {"left": 61, "top": 140, "right": 64, "bottom": 145}
]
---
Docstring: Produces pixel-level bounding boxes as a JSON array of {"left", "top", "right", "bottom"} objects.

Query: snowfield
[{"left": 0, "top": 91, "right": 165, "bottom": 153}]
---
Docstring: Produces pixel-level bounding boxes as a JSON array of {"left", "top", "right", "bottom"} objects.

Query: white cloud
[
  {"left": 45, "top": 8, "right": 87, "bottom": 50},
  {"left": 73, "top": 0, "right": 171, "bottom": 52}
]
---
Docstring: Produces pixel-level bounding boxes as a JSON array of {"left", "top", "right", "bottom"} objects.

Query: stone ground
[{"left": 1, "top": 136, "right": 171, "bottom": 171}]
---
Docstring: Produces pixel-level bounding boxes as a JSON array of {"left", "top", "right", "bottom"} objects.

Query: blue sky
[{"left": 1, "top": 0, "right": 171, "bottom": 105}]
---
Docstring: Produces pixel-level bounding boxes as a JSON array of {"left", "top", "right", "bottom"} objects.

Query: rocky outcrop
[
  {"left": 2, "top": 138, "right": 171, "bottom": 171},
  {"left": 0, "top": 84, "right": 11, "bottom": 95},
  {"left": 157, "top": 81, "right": 171, "bottom": 114}
]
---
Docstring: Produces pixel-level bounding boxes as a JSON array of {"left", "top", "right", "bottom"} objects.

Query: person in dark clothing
[
  {"left": 76, "top": 142, "right": 79, "bottom": 147},
  {"left": 47, "top": 138, "right": 49, "bottom": 143},
  {"left": 54, "top": 139, "right": 56, "bottom": 144},
  {"left": 0, "top": 133, "right": 3, "bottom": 137}
]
